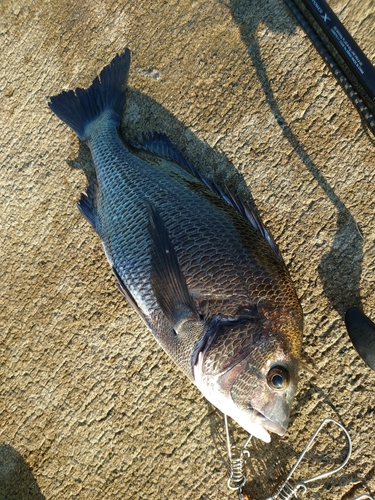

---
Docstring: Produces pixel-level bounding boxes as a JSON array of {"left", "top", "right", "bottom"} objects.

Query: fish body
[{"left": 49, "top": 49, "right": 303, "bottom": 442}]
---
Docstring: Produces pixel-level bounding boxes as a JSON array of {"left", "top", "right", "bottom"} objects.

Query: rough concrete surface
[{"left": 1, "top": 0, "right": 375, "bottom": 498}]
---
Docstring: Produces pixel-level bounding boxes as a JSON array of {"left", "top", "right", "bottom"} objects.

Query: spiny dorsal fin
[
  {"left": 132, "top": 132, "right": 282, "bottom": 260},
  {"left": 220, "top": 191, "right": 283, "bottom": 260}
]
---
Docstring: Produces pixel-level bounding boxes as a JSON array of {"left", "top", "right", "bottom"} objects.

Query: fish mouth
[
  {"left": 251, "top": 406, "right": 288, "bottom": 439},
  {"left": 227, "top": 406, "right": 287, "bottom": 443},
  {"left": 240, "top": 410, "right": 286, "bottom": 443},
  {"left": 259, "top": 413, "right": 287, "bottom": 436}
]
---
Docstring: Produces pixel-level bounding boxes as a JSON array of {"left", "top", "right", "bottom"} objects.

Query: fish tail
[{"left": 48, "top": 48, "right": 130, "bottom": 141}]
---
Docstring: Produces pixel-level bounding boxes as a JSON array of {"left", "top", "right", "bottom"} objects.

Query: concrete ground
[{"left": 1, "top": 0, "right": 375, "bottom": 498}]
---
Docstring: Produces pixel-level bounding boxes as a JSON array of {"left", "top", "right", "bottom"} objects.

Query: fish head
[
  {"left": 194, "top": 305, "right": 302, "bottom": 442},
  {"left": 228, "top": 337, "right": 299, "bottom": 442}
]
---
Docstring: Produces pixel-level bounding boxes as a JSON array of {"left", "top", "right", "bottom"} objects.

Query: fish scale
[
  {"left": 49, "top": 48, "right": 303, "bottom": 443},
  {"left": 90, "top": 121, "right": 280, "bottom": 318}
]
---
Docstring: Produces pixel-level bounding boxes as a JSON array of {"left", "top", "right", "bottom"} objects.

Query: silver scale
[{"left": 222, "top": 415, "right": 373, "bottom": 500}]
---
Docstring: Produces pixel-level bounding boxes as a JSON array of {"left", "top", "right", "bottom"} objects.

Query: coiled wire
[
  {"left": 223, "top": 414, "right": 252, "bottom": 491},
  {"left": 268, "top": 480, "right": 307, "bottom": 500},
  {"left": 227, "top": 447, "right": 250, "bottom": 491}
]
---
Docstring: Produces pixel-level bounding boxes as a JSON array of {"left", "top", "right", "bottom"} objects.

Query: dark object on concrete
[
  {"left": 283, "top": 0, "right": 375, "bottom": 136},
  {"left": 345, "top": 307, "right": 375, "bottom": 370},
  {"left": 301, "top": 0, "right": 375, "bottom": 102},
  {"left": 0, "top": 445, "right": 45, "bottom": 500}
]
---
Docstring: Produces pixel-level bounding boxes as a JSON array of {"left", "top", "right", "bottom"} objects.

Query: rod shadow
[
  {"left": 0, "top": 444, "right": 45, "bottom": 500},
  {"left": 227, "top": 0, "right": 364, "bottom": 318}
]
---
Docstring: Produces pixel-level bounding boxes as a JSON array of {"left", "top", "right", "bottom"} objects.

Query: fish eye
[{"left": 267, "top": 365, "right": 290, "bottom": 390}]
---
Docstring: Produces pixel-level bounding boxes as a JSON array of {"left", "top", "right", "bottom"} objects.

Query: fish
[{"left": 48, "top": 48, "right": 303, "bottom": 443}]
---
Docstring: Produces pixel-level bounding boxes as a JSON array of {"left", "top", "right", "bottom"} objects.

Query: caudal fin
[{"left": 48, "top": 48, "right": 130, "bottom": 141}]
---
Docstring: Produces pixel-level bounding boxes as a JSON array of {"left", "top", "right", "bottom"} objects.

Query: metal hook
[
  {"left": 222, "top": 416, "right": 359, "bottom": 499},
  {"left": 223, "top": 413, "right": 252, "bottom": 491},
  {"left": 266, "top": 418, "right": 352, "bottom": 500}
]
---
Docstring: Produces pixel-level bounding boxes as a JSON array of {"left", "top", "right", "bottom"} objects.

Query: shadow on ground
[
  {"left": 227, "top": 0, "right": 364, "bottom": 318},
  {"left": 0, "top": 444, "right": 45, "bottom": 500}
]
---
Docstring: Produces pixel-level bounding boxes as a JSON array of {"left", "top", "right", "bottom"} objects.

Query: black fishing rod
[{"left": 283, "top": 0, "right": 375, "bottom": 135}]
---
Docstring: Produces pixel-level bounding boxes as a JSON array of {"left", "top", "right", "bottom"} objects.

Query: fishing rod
[{"left": 282, "top": 0, "right": 375, "bottom": 136}]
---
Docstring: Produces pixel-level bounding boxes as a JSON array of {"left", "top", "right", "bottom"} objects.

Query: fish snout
[
  {"left": 253, "top": 396, "right": 291, "bottom": 437},
  {"left": 261, "top": 416, "right": 287, "bottom": 437}
]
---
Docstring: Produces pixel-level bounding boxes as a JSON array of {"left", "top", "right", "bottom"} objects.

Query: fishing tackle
[
  {"left": 223, "top": 413, "right": 252, "bottom": 491},
  {"left": 265, "top": 418, "right": 352, "bottom": 500},
  {"left": 222, "top": 415, "right": 353, "bottom": 499},
  {"left": 352, "top": 496, "right": 374, "bottom": 500}
]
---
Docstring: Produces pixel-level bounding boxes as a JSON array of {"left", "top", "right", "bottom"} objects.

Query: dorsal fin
[
  {"left": 219, "top": 190, "right": 283, "bottom": 260},
  {"left": 131, "top": 132, "right": 282, "bottom": 259},
  {"left": 130, "top": 132, "right": 194, "bottom": 171}
]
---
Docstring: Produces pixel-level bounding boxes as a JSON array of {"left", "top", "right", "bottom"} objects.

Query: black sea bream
[{"left": 49, "top": 49, "right": 303, "bottom": 442}]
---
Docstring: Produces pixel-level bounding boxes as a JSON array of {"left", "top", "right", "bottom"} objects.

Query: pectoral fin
[{"left": 148, "top": 203, "right": 201, "bottom": 334}]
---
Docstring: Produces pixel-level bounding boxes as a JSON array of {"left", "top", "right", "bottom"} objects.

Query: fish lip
[
  {"left": 235, "top": 407, "right": 286, "bottom": 441},
  {"left": 251, "top": 408, "right": 287, "bottom": 437},
  {"left": 260, "top": 416, "right": 287, "bottom": 437}
]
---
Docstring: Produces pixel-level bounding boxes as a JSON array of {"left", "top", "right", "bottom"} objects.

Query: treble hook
[{"left": 265, "top": 418, "right": 352, "bottom": 500}]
